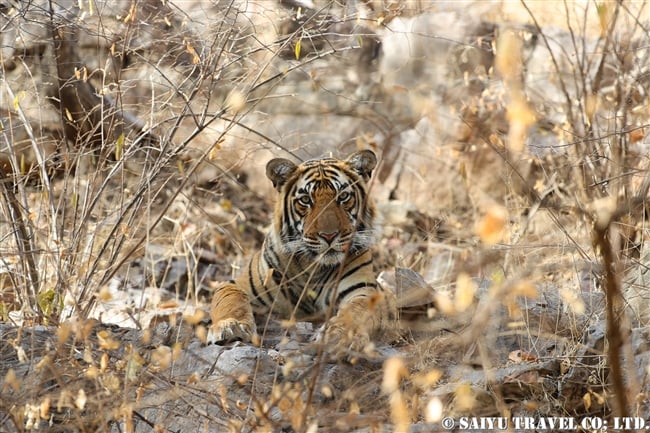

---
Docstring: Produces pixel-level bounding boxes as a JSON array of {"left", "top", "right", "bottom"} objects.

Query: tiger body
[{"left": 208, "top": 150, "right": 394, "bottom": 349}]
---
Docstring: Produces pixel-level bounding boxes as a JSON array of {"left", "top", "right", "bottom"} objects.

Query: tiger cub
[{"left": 208, "top": 150, "right": 395, "bottom": 350}]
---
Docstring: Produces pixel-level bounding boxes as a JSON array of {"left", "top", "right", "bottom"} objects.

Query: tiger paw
[
  {"left": 207, "top": 318, "right": 257, "bottom": 345},
  {"left": 319, "top": 321, "right": 372, "bottom": 355}
]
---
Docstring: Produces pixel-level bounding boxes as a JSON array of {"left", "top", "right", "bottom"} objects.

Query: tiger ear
[
  {"left": 346, "top": 150, "right": 377, "bottom": 181},
  {"left": 266, "top": 158, "right": 298, "bottom": 190}
]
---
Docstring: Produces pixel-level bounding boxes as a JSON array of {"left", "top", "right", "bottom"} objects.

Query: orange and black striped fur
[{"left": 208, "top": 150, "right": 395, "bottom": 349}]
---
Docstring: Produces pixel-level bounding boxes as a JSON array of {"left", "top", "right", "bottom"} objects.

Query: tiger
[{"left": 207, "top": 149, "right": 395, "bottom": 351}]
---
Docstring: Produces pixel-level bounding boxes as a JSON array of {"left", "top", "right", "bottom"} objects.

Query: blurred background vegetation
[{"left": 1, "top": 1, "right": 649, "bottom": 432}]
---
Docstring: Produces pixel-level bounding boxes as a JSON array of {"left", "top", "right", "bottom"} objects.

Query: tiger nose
[{"left": 318, "top": 231, "right": 339, "bottom": 244}]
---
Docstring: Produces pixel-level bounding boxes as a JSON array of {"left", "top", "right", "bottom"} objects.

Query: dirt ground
[{"left": 1, "top": 1, "right": 650, "bottom": 432}]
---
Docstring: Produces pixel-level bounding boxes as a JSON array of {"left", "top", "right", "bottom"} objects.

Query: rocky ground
[{"left": 1, "top": 1, "right": 650, "bottom": 432}]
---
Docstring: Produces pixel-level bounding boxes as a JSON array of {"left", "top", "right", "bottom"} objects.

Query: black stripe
[
  {"left": 341, "top": 258, "right": 372, "bottom": 281},
  {"left": 283, "top": 191, "right": 293, "bottom": 234},
  {"left": 281, "top": 283, "right": 299, "bottom": 308},
  {"left": 262, "top": 247, "right": 285, "bottom": 286},
  {"left": 272, "top": 269, "right": 284, "bottom": 285},
  {"left": 263, "top": 247, "right": 279, "bottom": 271},
  {"left": 335, "top": 282, "right": 377, "bottom": 305},
  {"left": 248, "top": 258, "right": 268, "bottom": 307},
  {"left": 313, "top": 266, "right": 338, "bottom": 301}
]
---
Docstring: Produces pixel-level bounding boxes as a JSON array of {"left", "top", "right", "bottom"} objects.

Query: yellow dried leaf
[
  {"left": 280, "top": 318, "right": 296, "bottom": 328},
  {"left": 100, "top": 352, "right": 109, "bottom": 372},
  {"left": 597, "top": 3, "right": 610, "bottom": 35},
  {"left": 559, "top": 287, "right": 585, "bottom": 315},
  {"left": 454, "top": 382, "right": 475, "bottom": 411},
  {"left": 195, "top": 325, "right": 207, "bottom": 343},
  {"left": 455, "top": 273, "right": 476, "bottom": 312},
  {"left": 476, "top": 205, "right": 508, "bottom": 245},
  {"left": 172, "top": 342, "right": 182, "bottom": 361},
  {"left": 57, "top": 322, "right": 73, "bottom": 344},
  {"left": 592, "top": 390, "right": 605, "bottom": 405},
  {"left": 560, "top": 358, "right": 571, "bottom": 374},
  {"left": 209, "top": 138, "right": 223, "bottom": 160},
  {"left": 585, "top": 94, "right": 599, "bottom": 125},
  {"left": 425, "top": 397, "right": 443, "bottom": 423},
  {"left": 185, "top": 42, "right": 200, "bottom": 64},
  {"left": 382, "top": 357, "right": 408, "bottom": 394},
  {"left": 389, "top": 391, "right": 410, "bottom": 432},
  {"left": 35, "top": 354, "right": 50, "bottom": 370},
  {"left": 506, "top": 97, "right": 535, "bottom": 152},
  {"left": 141, "top": 328, "right": 151, "bottom": 345},
  {"left": 39, "top": 397, "right": 51, "bottom": 419},
  {"left": 150, "top": 346, "right": 172, "bottom": 369},
  {"left": 97, "top": 330, "right": 120, "bottom": 350},
  {"left": 13, "top": 91, "right": 25, "bottom": 110},
  {"left": 177, "top": 160, "right": 185, "bottom": 177},
  {"left": 98, "top": 286, "right": 112, "bottom": 302},
  {"left": 124, "top": 1, "right": 136, "bottom": 23},
  {"left": 85, "top": 365, "right": 99, "bottom": 379},
  {"left": 75, "top": 389, "right": 87, "bottom": 410},
  {"left": 294, "top": 38, "right": 302, "bottom": 60},
  {"left": 3, "top": 369, "right": 20, "bottom": 392},
  {"left": 219, "top": 384, "right": 229, "bottom": 410},
  {"left": 115, "top": 134, "right": 125, "bottom": 160},
  {"left": 183, "top": 308, "right": 205, "bottom": 325},
  {"left": 629, "top": 128, "right": 645, "bottom": 143},
  {"left": 220, "top": 199, "right": 233, "bottom": 212},
  {"left": 276, "top": 396, "right": 292, "bottom": 413},
  {"left": 510, "top": 281, "right": 538, "bottom": 298},
  {"left": 495, "top": 31, "right": 523, "bottom": 81},
  {"left": 159, "top": 300, "right": 179, "bottom": 309},
  {"left": 583, "top": 392, "right": 592, "bottom": 411},
  {"left": 432, "top": 292, "right": 455, "bottom": 316},
  {"left": 282, "top": 360, "right": 295, "bottom": 377},
  {"left": 412, "top": 369, "right": 442, "bottom": 388},
  {"left": 83, "top": 345, "right": 93, "bottom": 364},
  {"left": 236, "top": 374, "right": 248, "bottom": 385},
  {"left": 225, "top": 89, "right": 246, "bottom": 113},
  {"left": 321, "top": 384, "right": 333, "bottom": 398}
]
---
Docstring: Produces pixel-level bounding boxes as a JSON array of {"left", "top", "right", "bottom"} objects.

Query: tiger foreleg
[
  {"left": 324, "top": 289, "right": 397, "bottom": 353},
  {"left": 207, "top": 282, "right": 257, "bottom": 344}
]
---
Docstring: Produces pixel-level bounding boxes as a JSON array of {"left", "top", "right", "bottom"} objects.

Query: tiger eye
[
  {"left": 338, "top": 191, "right": 351, "bottom": 203},
  {"left": 297, "top": 195, "right": 311, "bottom": 207}
]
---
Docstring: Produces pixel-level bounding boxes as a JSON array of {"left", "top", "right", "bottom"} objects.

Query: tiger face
[{"left": 266, "top": 150, "right": 377, "bottom": 266}]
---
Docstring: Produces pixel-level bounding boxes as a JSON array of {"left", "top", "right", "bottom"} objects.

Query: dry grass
[{"left": 1, "top": 0, "right": 650, "bottom": 432}]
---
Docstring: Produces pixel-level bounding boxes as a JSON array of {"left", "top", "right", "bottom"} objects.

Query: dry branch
[
  {"left": 592, "top": 211, "right": 631, "bottom": 418},
  {"left": 48, "top": 6, "right": 157, "bottom": 150}
]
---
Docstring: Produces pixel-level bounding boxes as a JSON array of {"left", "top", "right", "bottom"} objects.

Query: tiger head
[{"left": 266, "top": 150, "right": 378, "bottom": 266}]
